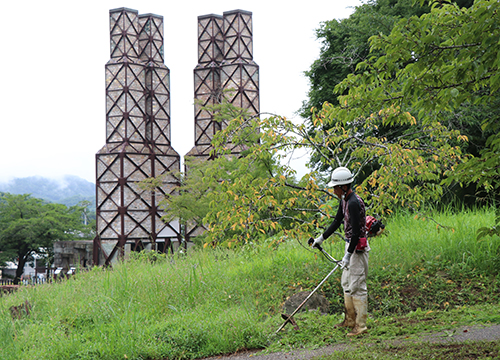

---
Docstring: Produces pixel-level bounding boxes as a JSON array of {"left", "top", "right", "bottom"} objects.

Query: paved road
[{"left": 203, "top": 324, "right": 500, "bottom": 360}]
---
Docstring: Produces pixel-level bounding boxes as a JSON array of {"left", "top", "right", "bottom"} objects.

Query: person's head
[{"left": 328, "top": 167, "right": 353, "bottom": 199}]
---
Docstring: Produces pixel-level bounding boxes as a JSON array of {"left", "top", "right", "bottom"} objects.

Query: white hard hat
[{"left": 328, "top": 167, "right": 354, "bottom": 187}]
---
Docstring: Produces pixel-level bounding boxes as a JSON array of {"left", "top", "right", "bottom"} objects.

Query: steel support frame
[
  {"left": 184, "top": 10, "right": 260, "bottom": 241},
  {"left": 94, "top": 8, "right": 181, "bottom": 266}
]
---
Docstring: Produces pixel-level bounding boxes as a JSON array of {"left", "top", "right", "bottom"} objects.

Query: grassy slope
[{"left": 0, "top": 209, "right": 499, "bottom": 360}]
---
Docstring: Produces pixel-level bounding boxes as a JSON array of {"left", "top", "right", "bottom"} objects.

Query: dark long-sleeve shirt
[{"left": 322, "top": 191, "right": 366, "bottom": 254}]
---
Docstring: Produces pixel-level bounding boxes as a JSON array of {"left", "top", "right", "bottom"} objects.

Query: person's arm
[
  {"left": 312, "top": 203, "right": 343, "bottom": 247},
  {"left": 323, "top": 203, "right": 343, "bottom": 239}
]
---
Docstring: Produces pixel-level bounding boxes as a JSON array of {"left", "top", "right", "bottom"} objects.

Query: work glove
[
  {"left": 340, "top": 252, "right": 352, "bottom": 269},
  {"left": 311, "top": 234, "right": 324, "bottom": 248}
]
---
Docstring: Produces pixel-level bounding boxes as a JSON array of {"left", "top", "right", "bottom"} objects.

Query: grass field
[{"left": 0, "top": 208, "right": 498, "bottom": 359}]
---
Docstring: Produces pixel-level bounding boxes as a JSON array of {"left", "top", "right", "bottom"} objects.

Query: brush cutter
[{"left": 275, "top": 239, "right": 345, "bottom": 334}]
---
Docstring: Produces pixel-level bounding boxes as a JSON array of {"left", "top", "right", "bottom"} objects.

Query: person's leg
[
  {"left": 347, "top": 250, "right": 369, "bottom": 336},
  {"left": 334, "top": 291, "right": 355, "bottom": 328},
  {"left": 348, "top": 296, "right": 368, "bottom": 336}
]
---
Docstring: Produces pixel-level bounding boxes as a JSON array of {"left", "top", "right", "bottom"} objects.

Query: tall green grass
[
  {"left": 0, "top": 208, "right": 498, "bottom": 359},
  {"left": 371, "top": 207, "right": 498, "bottom": 273},
  {"left": 364, "top": 207, "right": 499, "bottom": 315},
  {"left": 0, "top": 243, "right": 325, "bottom": 359}
]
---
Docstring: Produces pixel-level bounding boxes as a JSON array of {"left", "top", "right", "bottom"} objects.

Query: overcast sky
[{"left": 0, "top": 0, "right": 361, "bottom": 184}]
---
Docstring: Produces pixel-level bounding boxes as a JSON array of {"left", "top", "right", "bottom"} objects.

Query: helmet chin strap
[
  {"left": 340, "top": 185, "right": 350, "bottom": 200},
  {"left": 335, "top": 185, "right": 348, "bottom": 200}
]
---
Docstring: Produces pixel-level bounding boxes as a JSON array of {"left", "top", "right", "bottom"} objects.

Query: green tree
[
  {"left": 145, "top": 111, "right": 329, "bottom": 248},
  {"left": 150, "top": 1, "right": 497, "bottom": 248},
  {"left": 302, "top": 0, "right": 480, "bottom": 182},
  {"left": 139, "top": 97, "right": 276, "bottom": 246},
  {"left": 151, "top": 100, "right": 464, "bottom": 247},
  {"left": 199, "top": 0, "right": 499, "bottom": 245},
  {"left": 202, "top": 116, "right": 325, "bottom": 247},
  {"left": 140, "top": 156, "right": 232, "bottom": 245},
  {"left": 330, "top": 0, "right": 499, "bottom": 213},
  {"left": 301, "top": 0, "right": 432, "bottom": 119},
  {"left": 0, "top": 193, "right": 88, "bottom": 283}
]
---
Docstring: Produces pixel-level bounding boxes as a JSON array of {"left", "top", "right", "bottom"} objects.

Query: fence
[
  {"left": 0, "top": 279, "right": 19, "bottom": 296},
  {"left": 0, "top": 278, "right": 15, "bottom": 285},
  {"left": 0, "top": 266, "right": 82, "bottom": 287},
  {"left": 1, "top": 274, "right": 56, "bottom": 296}
]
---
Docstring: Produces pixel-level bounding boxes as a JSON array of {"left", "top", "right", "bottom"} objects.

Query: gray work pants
[{"left": 341, "top": 242, "right": 369, "bottom": 297}]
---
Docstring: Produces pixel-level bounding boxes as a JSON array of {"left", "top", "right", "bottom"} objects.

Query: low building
[{"left": 53, "top": 241, "right": 94, "bottom": 270}]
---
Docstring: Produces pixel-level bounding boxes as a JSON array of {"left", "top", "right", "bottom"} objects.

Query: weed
[{"left": 0, "top": 209, "right": 498, "bottom": 359}]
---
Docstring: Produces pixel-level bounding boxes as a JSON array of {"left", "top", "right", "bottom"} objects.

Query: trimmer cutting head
[{"left": 280, "top": 313, "right": 299, "bottom": 330}]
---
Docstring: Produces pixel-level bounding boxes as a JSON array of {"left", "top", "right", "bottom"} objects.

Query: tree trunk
[{"left": 14, "top": 257, "right": 26, "bottom": 285}]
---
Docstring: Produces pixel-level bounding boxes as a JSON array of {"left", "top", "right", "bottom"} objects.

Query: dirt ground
[{"left": 203, "top": 324, "right": 500, "bottom": 360}]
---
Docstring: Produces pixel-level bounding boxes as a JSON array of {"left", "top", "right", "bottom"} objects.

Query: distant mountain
[{"left": 0, "top": 176, "right": 95, "bottom": 208}]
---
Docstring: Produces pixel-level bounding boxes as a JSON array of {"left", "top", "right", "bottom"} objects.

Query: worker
[{"left": 312, "top": 166, "right": 369, "bottom": 336}]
